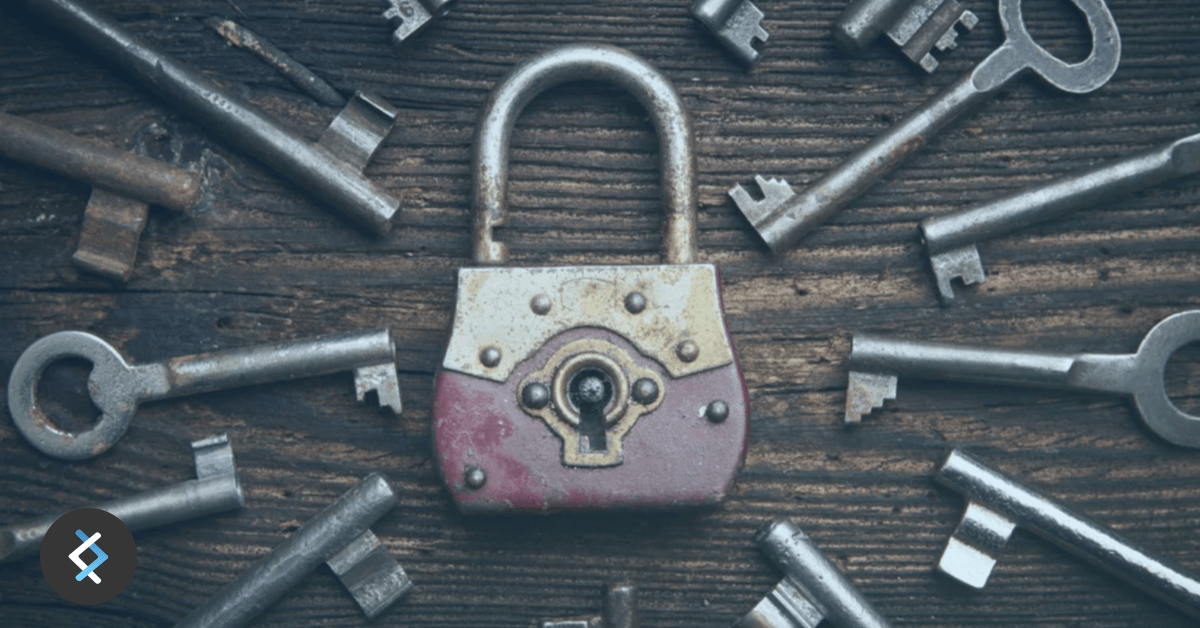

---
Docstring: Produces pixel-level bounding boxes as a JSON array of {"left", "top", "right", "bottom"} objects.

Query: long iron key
[
  {"left": 691, "top": 0, "right": 769, "bottom": 67},
  {"left": 730, "top": 0, "right": 1120, "bottom": 254},
  {"left": 843, "top": 311, "right": 1200, "bottom": 447},
  {"left": 936, "top": 449, "right": 1200, "bottom": 621},
  {"left": 1, "top": 434, "right": 242, "bottom": 563},
  {"left": 922, "top": 130, "right": 1200, "bottom": 301},
  {"left": 8, "top": 328, "right": 402, "bottom": 460},
  {"left": 737, "top": 518, "right": 893, "bottom": 628},
  {"left": 175, "top": 473, "right": 412, "bottom": 627},
  {"left": 17, "top": 0, "right": 402, "bottom": 234},
  {"left": 834, "top": 0, "right": 978, "bottom": 73}
]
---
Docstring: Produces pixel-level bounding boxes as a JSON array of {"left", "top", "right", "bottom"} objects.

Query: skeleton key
[
  {"left": 730, "top": 0, "right": 1120, "bottom": 254},
  {"left": 936, "top": 449, "right": 1200, "bottom": 621},
  {"left": 843, "top": 311, "right": 1200, "bottom": 447},
  {"left": 540, "top": 582, "right": 638, "bottom": 628},
  {"left": 8, "top": 329, "right": 402, "bottom": 460},
  {"left": 737, "top": 518, "right": 893, "bottom": 628},
  {"left": 922, "top": 130, "right": 1200, "bottom": 301},
  {"left": 382, "top": 0, "right": 457, "bottom": 47},
  {"left": 691, "top": 0, "right": 769, "bottom": 67},
  {"left": 835, "top": 0, "right": 978, "bottom": 73}
]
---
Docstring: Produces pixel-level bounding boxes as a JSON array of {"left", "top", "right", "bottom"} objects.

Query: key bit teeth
[
  {"left": 844, "top": 371, "right": 897, "bottom": 425},
  {"left": 382, "top": 0, "right": 435, "bottom": 45},
  {"left": 929, "top": 244, "right": 985, "bottom": 303},
  {"left": 729, "top": 175, "right": 796, "bottom": 225},
  {"left": 692, "top": 0, "right": 769, "bottom": 67},
  {"left": 327, "top": 530, "right": 413, "bottom": 619},
  {"left": 938, "top": 501, "right": 1016, "bottom": 589},
  {"left": 354, "top": 363, "right": 403, "bottom": 413}
]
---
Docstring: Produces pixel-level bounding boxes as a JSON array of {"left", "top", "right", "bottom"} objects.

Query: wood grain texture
[{"left": 0, "top": 0, "right": 1198, "bottom": 626}]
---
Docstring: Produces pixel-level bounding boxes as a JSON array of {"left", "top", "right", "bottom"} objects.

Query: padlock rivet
[
  {"left": 624, "top": 291, "right": 647, "bottom": 314},
  {"left": 704, "top": 400, "right": 729, "bottom": 423},
  {"left": 676, "top": 340, "right": 699, "bottom": 363},
  {"left": 632, "top": 378, "right": 659, "bottom": 404},
  {"left": 530, "top": 294, "right": 552, "bottom": 315},
  {"left": 464, "top": 465, "right": 487, "bottom": 489},
  {"left": 479, "top": 346, "right": 502, "bottom": 367},
  {"left": 522, "top": 382, "right": 550, "bottom": 409}
]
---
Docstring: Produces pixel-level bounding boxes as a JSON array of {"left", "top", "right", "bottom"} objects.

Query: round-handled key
[
  {"left": 730, "top": 0, "right": 1121, "bottom": 253},
  {"left": 846, "top": 311, "right": 1200, "bottom": 447},
  {"left": 7, "top": 329, "right": 401, "bottom": 460}
]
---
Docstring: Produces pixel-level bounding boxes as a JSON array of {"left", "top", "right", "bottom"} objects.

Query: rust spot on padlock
[{"left": 433, "top": 44, "right": 748, "bottom": 514}]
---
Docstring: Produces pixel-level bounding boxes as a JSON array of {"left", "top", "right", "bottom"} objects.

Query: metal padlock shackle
[{"left": 472, "top": 43, "right": 698, "bottom": 266}]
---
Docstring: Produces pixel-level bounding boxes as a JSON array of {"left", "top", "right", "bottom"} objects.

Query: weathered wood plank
[{"left": 1, "top": 0, "right": 1199, "bottom": 626}]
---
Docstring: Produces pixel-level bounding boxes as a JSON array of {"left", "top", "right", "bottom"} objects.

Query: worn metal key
[
  {"left": 691, "top": 0, "right": 769, "bottom": 67},
  {"left": 17, "top": 0, "right": 402, "bottom": 234},
  {"left": 922, "top": 130, "right": 1200, "bottom": 301},
  {"left": 8, "top": 328, "right": 402, "bottom": 460},
  {"left": 1, "top": 434, "right": 242, "bottom": 563},
  {"left": 0, "top": 110, "right": 202, "bottom": 281},
  {"left": 382, "top": 0, "right": 457, "bottom": 47},
  {"left": 844, "top": 311, "right": 1200, "bottom": 447},
  {"left": 175, "top": 473, "right": 412, "bottom": 628},
  {"left": 730, "top": 0, "right": 1120, "bottom": 254},
  {"left": 835, "top": 0, "right": 978, "bottom": 73},
  {"left": 737, "top": 518, "right": 893, "bottom": 628},
  {"left": 936, "top": 449, "right": 1200, "bottom": 621}
]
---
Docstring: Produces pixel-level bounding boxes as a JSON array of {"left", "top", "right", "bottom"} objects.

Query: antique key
[
  {"left": 433, "top": 44, "right": 748, "bottom": 513},
  {"left": 0, "top": 111, "right": 202, "bottom": 281},
  {"left": 922, "top": 130, "right": 1200, "bottom": 301},
  {"left": 8, "top": 329, "right": 402, "bottom": 460},
  {"left": 834, "top": 0, "right": 978, "bottom": 73},
  {"left": 175, "top": 473, "right": 412, "bottom": 627},
  {"left": 738, "top": 518, "right": 893, "bottom": 628},
  {"left": 1, "top": 434, "right": 242, "bottom": 563},
  {"left": 844, "top": 311, "right": 1200, "bottom": 447},
  {"left": 936, "top": 449, "right": 1200, "bottom": 621},
  {"left": 18, "top": 0, "right": 402, "bottom": 234},
  {"left": 382, "top": 0, "right": 457, "bottom": 47},
  {"left": 691, "top": 0, "right": 769, "bottom": 67},
  {"left": 730, "top": 0, "right": 1120, "bottom": 253}
]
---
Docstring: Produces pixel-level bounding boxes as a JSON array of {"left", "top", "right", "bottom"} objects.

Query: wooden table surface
[{"left": 2, "top": 0, "right": 1199, "bottom": 626}]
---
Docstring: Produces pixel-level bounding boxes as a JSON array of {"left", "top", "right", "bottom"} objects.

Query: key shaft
[
  {"left": 937, "top": 449, "right": 1200, "bottom": 621},
  {"left": 923, "top": 131, "right": 1200, "bottom": 300},
  {"left": 17, "top": 0, "right": 401, "bottom": 233},
  {"left": 175, "top": 473, "right": 411, "bottom": 628},
  {"left": 0, "top": 434, "right": 242, "bottom": 563}
]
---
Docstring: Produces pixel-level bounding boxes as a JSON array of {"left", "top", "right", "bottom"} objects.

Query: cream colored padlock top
[{"left": 471, "top": 43, "right": 699, "bottom": 266}]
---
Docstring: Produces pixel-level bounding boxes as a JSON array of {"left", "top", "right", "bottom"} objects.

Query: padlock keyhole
[{"left": 568, "top": 367, "right": 614, "bottom": 453}]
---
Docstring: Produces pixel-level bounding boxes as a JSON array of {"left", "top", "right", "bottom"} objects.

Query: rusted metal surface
[
  {"left": 0, "top": 109, "right": 201, "bottom": 212},
  {"left": 433, "top": 326, "right": 749, "bottom": 513},
  {"left": 442, "top": 265, "right": 735, "bottom": 382},
  {"left": 72, "top": 188, "right": 152, "bottom": 280},
  {"left": 204, "top": 18, "right": 346, "bottom": 108}
]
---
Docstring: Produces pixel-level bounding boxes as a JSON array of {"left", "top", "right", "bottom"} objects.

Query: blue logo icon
[{"left": 68, "top": 529, "right": 108, "bottom": 583}]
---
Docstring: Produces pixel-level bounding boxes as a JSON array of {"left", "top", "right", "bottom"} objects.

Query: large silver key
[
  {"left": 691, "top": 0, "right": 769, "bottom": 67},
  {"left": 936, "top": 449, "right": 1200, "bottom": 621},
  {"left": 8, "top": 328, "right": 402, "bottom": 460},
  {"left": 730, "top": 0, "right": 1120, "bottom": 254},
  {"left": 737, "top": 518, "right": 893, "bottom": 628},
  {"left": 922, "top": 130, "right": 1200, "bottom": 301},
  {"left": 843, "top": 311, "right": 1200, "bottom": 447},
  {"left": 175, "top": 473, "right": 412, "bottom": 627},
  {"left": 1, "top": 434, "right": 242, "bottom": 563},
  {"left": 834, "top": 0, "right": 978, "bottom": 73}
]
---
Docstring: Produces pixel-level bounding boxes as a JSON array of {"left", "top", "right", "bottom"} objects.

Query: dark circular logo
[{"left": 40, "top": 508, "right": 136, "bottom": 605}]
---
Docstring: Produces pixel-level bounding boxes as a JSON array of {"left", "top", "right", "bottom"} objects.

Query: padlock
[{"left": 432, "top": 44, "right": 749, "bottom": 513}]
